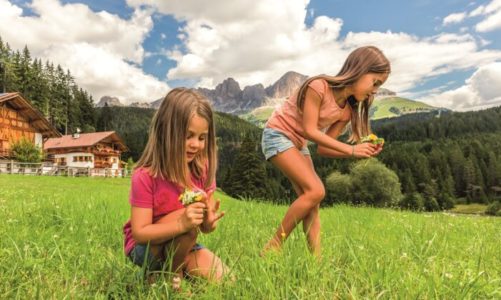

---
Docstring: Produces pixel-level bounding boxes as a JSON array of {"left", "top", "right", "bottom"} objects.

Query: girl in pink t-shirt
[
  {"left": 123, "top": 88, "right": 226, "bottom": 289},
  {"left": 261, "top": 46, "right": 391, "bottom": 256}
]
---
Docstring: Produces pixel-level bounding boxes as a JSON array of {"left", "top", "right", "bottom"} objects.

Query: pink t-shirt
[
  {"left": 123, "top": 167, "right": 216, "bottom": 255},
  {"left": 266, "top": 78, "right": 352, "bottom": 148}
]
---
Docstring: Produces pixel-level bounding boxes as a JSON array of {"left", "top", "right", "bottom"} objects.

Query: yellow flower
[
  {"left": 281, "top": 232, "right": 286, "bottom": 240},
  {"left": 179, "top": 189, "right": 205, "bottom": 205},
  {"left": 361, "top": 133, "right": 385, "bottom": 145}
]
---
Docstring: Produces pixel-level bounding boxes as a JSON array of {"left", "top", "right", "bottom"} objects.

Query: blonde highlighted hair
[
  {"left": 296, "top": 46, "right": 390, "bottom": 142},
  {"left": 136, "top": 88, "right": 217, "bottom": 190}
]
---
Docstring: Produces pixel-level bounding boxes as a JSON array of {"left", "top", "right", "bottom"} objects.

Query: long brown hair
[
  {"left": 296, "top": 46, "right": 390, "bottom": 142},
  {"left": 135, "top": 87, "right": 217, "bottom": 190}
]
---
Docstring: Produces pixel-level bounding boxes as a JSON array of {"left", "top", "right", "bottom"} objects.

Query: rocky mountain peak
[
  {"left": 96, "top": 96, "right": 124, "bottom": 107},
  {"left": 265, "top": 71, "right": 308, "bottom": 99}
]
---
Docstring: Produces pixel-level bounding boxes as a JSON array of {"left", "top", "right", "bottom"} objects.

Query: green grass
[{"left": 1, "top": 175, "right": 500, "bottom": 299}]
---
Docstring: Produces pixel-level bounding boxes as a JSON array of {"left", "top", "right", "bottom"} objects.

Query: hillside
[
  {"left": 240, "top": 96, "right": 445, "bottom": 128},
  {"left": 370, "top": 96, "right": 442, "bottom": 119}
]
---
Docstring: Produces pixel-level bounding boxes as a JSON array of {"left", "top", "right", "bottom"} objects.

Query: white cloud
[
  {"left": 2, "top": 0, "right": 500, "bottom": 111},
  {"left": 417, "top": 62, "right": 501, "bottom": 111},
  {"left": 443, "top": 12, "right": 466, "bottom": 26},
  {"left": 469, "top": 0, "right": 501, "bottom": 32},
  {"left": 125, "top": 0, "right": 501, "bottom": 107},
  {"left": 0, "top": 0, "right": 169, "bottom": 103},
  {"left": 475, "top": 9, "right": 501, "bottom": 32}
]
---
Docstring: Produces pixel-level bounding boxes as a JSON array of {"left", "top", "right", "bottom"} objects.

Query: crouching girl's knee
[{"left": 182, "top": 227, "right": 198, "bottom": 240}]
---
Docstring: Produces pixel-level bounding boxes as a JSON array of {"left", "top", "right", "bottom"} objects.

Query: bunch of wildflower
[
  {"left": 361, "top": 133, "right": 385, "bottom": 145},
  {"left": 179, "top": 189, "right": 204, "bottom": 206}
]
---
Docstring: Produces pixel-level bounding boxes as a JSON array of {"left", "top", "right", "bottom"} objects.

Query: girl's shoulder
[
  {"left": 131, "top": 167, "right": 155, "bottom": 184},
  {"left": 307, "top": 78, "right": 328, "bottom": 99}
]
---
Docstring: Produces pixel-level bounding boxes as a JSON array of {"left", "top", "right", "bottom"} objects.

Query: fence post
[{"left": 10, "top": 160, "right": 13, "bottom": 174}]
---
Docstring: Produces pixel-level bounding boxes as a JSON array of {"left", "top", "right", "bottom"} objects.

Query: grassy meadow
[{"left": 0, "top": 175, "right": 500, "bottom": 299}]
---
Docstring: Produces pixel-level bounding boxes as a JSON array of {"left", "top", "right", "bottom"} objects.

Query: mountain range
[
  {"left": 96, "top": 71, "right": 312, "bottom": 111},
  {"left": 96, "top": 71, "right": 445, "bottom": 123}
]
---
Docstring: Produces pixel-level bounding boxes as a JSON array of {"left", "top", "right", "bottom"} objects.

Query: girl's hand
[
  {"left": 202, "top": 195, "right": 225, "bottom": 232},
  {"left": 353, "top": 143, "right": 378, "bottom": 158},
  {"left": 179, "top": 202, "right": 206, "bottom": 231},
  {"left": 372, "top": 144, "right": 384, "bottom": 156}
]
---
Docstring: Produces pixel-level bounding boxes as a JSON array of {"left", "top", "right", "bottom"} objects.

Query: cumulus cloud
[
  {"left": 0, "top": 0, "right": 169, "bottom": 103},
  {"left": 127, "top": 0, "right": 501, "bottom": 109},
  {"left": 470, "top": 0, "right": 501, "bottom": 32},
  {"left": 443, "top": 12, "right": 467, "bottom": 26},
  {"left": 417, "top": 62, "right": 501, "bottom": 111},
  {"left": 2, "top": 0, "right": 500, "bottom": 111}
]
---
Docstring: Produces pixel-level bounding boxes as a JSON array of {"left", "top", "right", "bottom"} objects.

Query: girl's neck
[{"left": 332, "top": 88, "right": 351, "bottom": 108}]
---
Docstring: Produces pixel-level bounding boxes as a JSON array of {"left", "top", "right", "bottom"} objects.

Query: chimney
[{"left": 72, "top": 127, "right": 81, "bottom": 139}]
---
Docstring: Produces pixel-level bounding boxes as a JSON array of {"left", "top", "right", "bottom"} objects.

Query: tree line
[{"left": 0, "top": 36, "right": 96, "bottom": 134}]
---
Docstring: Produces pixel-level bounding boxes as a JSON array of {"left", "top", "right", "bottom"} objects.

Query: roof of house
[
  {"left": 44, "top": 131, "right": 128, "bottom": 152},
  {"left": 0, "top": 92, "right": 61, "bottom": 138}
]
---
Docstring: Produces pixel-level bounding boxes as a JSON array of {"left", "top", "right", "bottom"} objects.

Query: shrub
[
  {"left": 325, "top": 171, "right": 352, "bottom": 205},
  {"left": 485, "top": 201, "right": 501, "bottom": 216},
  {"left": 424, "top": 196, "right": 440, "bottom": 211},
  {"left": 11, "top": 137, "right": 42, "bottom": 163},
  {"left": 350, "top": 158, "right": 403, "bottom": 207},
  {"left": 399, "top": 193, "right": 424, "bottom": 211}
]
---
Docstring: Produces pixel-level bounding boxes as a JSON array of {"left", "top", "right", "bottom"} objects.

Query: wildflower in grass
[
  {"left": 179, "top": 189, "right": 205, "bottom": 206},
  {"left": 361, "top": 133, "right": 385, "bottom": 145}
]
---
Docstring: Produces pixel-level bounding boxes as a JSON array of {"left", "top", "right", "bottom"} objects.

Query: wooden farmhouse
[
  {"left": 0, "top": 92, "right": 61, "bottom": 159},
  {"left": 44, "top": 131, "right": 128, "bottom": 174}
]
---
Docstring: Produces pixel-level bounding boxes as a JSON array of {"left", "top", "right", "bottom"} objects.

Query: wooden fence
[{"left": 0, "top": 160, "right": 129, "bottom": 177}]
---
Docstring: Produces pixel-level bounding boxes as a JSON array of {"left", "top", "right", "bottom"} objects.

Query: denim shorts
[
  {"left": 261, "top": 127, "right": 310, "bottom": 160},
  {"left": 129, "top": 243, "right": 204, "bottom": 271}
]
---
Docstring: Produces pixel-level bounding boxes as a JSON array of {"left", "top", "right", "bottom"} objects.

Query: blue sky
[{"left": 1, "top": 0, "right": 500, "bottom": 110}]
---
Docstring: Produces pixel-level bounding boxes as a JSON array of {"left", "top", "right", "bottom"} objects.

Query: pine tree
[{"left": 227, "top": 135, "right": 269, "bottom": 199}]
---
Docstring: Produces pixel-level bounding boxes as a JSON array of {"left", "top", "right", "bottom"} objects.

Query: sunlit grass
[{"left": 1, "top": 175, "right": 500, "bottom": 299}]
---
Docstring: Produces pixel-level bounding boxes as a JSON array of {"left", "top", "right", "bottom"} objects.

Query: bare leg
[
  {"left": 163, "top": 228, "right": 198, "bottom": 278},
  {"left": 263, "top": 148, "right": 325, "bottom": 254},
  {"left": 184, "top": 248, "right": 228, "bottom": 282},
  {"left": 289, "top": 155, "right": 321, "bottom": 256},
  {"left": 302, "top": 204, "right": 320, "bottom": 256},
  {"left": 149, "top": 212, "right": 198, "bottom": 289}
]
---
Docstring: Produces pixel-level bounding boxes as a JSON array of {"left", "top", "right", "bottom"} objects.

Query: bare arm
[
  {"left": 131, "top": 202, "right": 206, "bottom": 244},
  {"left": 317, "top": 121, "right": 352, "bottom": 158},
  {"left": 302, "top": 88, "right": 376, "bottom": 158}
]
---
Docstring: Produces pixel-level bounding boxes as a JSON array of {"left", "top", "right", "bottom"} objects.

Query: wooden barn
[
  {"left": 0, "top": 92, "right": 61, "bottom": 159},
  {"left": 44, "top": 131, "right": 128, "bottom": 174}
]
